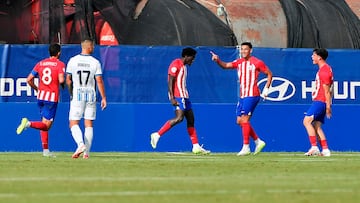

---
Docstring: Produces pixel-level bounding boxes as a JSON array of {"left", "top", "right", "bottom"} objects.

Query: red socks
[
  {"left": 40, "top": 130, "right": 49, "bottom": 149},
  {"left": 30, "top": 121, "right": 48, "bottom": 131},
  {"left": 157, "top": 121, "right": 199, "bottom": 145},
  {"left": 309, "top": 135, "right": 317, "bottom": 146},
  {"left": 158, "top": 121, "right": 171, "bottom": 136},
  {"left": 240, "top": 123, "right": 251, "bottom": 144},
  {"left": 320, "top": 139, "right": 328, "bottom": 149},
  {"left": 187, "top": 127, "right": 199, "bottom": 144},
  {"left": 309, "top": 135, "right": 329, "bottom": 149},
  {"left": 249, "top": 125, "right": 259, "bottom": 140}
]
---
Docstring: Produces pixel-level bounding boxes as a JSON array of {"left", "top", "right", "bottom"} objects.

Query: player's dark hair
[
  {"left": 241, "top": 42, "right": 253, "bottom": 49},
  {"left": 313, "top": 48, "right": 328, "bottom": 60},
  {"left": 49, "top": 43, "right": 61, "bottom": 57},
  {"left": 182, "top": 47, "right": 197, "bottom": 57}
]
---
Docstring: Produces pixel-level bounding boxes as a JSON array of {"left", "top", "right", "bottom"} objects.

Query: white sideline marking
[
  {"left": 0, "top": 190, "right": 235, "bottom": 198},
  {"left": 0, "top": 174, "right": 356, "bottom": 182},
  {"left": 0, "top": 188, "right": 355, "bottom": 198},
  {"left": 0, "top": 176, "right": 217, "bottom": 181}
]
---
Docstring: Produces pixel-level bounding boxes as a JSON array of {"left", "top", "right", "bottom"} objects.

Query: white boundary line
[{"left": 0, "top": 188, "right": 356, "bottom": 198}]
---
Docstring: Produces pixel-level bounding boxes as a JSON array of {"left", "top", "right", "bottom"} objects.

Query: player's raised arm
[{"left": 210, "top": 51, "right": 233, "bottom": 69}]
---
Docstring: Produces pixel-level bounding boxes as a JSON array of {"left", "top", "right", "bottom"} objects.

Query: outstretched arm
[{"left": 210, "top": 51, "right": 233, "bottom": 69}]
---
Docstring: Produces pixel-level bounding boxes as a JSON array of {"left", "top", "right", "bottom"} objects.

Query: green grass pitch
[{"left": 0, "top": 152, "right": 359, "bottom": 203}]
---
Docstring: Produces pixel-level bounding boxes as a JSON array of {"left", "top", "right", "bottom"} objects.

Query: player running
[{"left": 16, "top": 43, "right": 65, "bottom": 157}]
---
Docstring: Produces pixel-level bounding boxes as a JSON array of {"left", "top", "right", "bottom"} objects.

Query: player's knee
[
  {"left": 303, "top": 117, "right": 311, "bottom": 126},
  {"left": 173, "top": 117, "right": 184, "bottom": 124}
]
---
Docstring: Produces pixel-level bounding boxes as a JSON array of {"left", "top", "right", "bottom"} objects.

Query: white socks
[
  {"left": 71, "top": 125, "right": 94, "bottom": 155},
  {"left": 70, "top": 125, "right": 84, "bottom": 146},
  {"left": 84, "top": 127, "right": 93, "bottom": 155}
]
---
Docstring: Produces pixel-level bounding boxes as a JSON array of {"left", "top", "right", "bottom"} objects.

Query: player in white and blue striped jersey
[{"left": 66, "top": 39, "right": 107, "bottom": 159}]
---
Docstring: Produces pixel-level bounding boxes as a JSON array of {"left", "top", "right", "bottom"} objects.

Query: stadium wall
[{"left": 0, "top": 45, "right": 359, "bottom": 152}]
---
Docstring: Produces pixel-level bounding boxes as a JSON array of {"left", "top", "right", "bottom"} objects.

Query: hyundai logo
[{"left": 258, "top": 77, "right": 295, "bottom": 101}]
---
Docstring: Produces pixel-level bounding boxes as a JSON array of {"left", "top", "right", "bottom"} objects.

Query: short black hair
[
  {"left": 182, "top": 47, "right": 197, "bottom": 57},
  {"left": 241, "top": 42, "right": 253, "bottom": 49},
  {"left": 313, "top": 48, "right": 328, "bottom": 60},
  {"left": 49, "top": 43, "right": 61, "bottom": 57}
]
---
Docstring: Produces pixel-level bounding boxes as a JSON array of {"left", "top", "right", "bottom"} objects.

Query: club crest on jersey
[{"left": 171, "top": 67, "right": 177, "bottom": 73}]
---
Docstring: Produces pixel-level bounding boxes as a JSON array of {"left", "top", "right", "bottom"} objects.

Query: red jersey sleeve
[
  {"left": 231, "top": 59, "right": 242, "bottom": 69},
  {"left": 168, "top": 59, "right": 180, "bottom": 77},
  {"left": 254, "top": 58, "right": 269, "bottom": 72},
  {"left": 319, "top": 65, "right": 333, "bottom": 85}
]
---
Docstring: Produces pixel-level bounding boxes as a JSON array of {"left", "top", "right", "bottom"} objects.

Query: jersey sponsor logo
[{"left": 258, "top": 77, "right": 295, "bottom": 101}]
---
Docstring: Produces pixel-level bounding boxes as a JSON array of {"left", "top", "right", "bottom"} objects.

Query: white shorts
[{"left": 69, "top": 100, "right": 96, "bottom": 121}]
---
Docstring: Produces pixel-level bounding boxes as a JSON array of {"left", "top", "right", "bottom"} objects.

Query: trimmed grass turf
[{"left": 0, "top": 152, "right": 359, "bottom": 203}]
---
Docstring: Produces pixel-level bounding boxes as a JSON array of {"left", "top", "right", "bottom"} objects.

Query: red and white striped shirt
[
  {"left": 312, "top": 63, "right": 333, "bottom": 102},
  {"left": 33, "top": 58, "right": 65, "bottom": 102},
  {"left": 231, "top": 56, "right": 269, "bottom": 98},
  {"left": 168, "top": 59, "right": 189, "bottom": 98}
]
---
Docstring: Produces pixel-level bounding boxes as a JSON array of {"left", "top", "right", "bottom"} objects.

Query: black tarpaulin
[{"left": 280, "top": 0, "right": 360, "bottom": 48}]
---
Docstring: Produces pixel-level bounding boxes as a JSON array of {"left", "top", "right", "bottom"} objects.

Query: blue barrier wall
[
  {"left": 1, "top": 103, "right": 359, "bottom": 152},
  {"left": 1, "top": 45, "right": 359, "bottom": 152}
]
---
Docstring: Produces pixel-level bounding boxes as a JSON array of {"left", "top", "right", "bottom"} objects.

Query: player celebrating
[
  {"left": 150, "top": 47, "right": 210, "bottom": 154},
  {"left": 303, "top": 48, "right": 333, "bottom": 157},
  {"left": 211, "top": 42, "right": 272, "bottom": 156},
  {"left": 66, "top": 39, "right": 107, "bottom": 159},
  {"left": 16, "top": 43, "right": 65, "bottom": 157}
]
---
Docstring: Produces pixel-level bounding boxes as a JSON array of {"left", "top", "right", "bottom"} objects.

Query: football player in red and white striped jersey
[
  {"left": 16, "top": 43, "right": 65, "bottom": 157},
  {"left": 211, "top": 42, "right": 272, "bottom": 156},
  {"left": 150, "top": 47, "right": 210, "bottom": 154},
  {"left": 303, "top": 48, "right": 333, "bottom": 157}
]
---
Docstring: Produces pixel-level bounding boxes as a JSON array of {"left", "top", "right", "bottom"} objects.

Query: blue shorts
[
  {"left": 236, "top": 96, "right": 260, "bottom": 116},
  {"left": 174, "top": 97, "right": 192, "bottom": 111},
  {"left": 305, "top": 101, "right": 326, "bottom": 123},
  {"left": 37, "top": 100, "right": 58, "bottom": 121}
]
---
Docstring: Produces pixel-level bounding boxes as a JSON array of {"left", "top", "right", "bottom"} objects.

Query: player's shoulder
[
  {"left": 250, "top": 56, "right": 264, "bottom": 63},
  {"left": 169, "top": 58, "right": 182, "bottom": 67},
  {"left": 250, "top": 56, "right": 267, "bottom": 67},
  {"left": 172, "top": 58, "right": 182, "bottom": 64},
  {"left": 57, "top": 59, "right": 66, "bottom": 66},
  {"left": 320, "top": 63, "right": 331, "bottom": 70},
  {"left": 324, "top": 63, "right": 332, "bottom": 70},
  {"left": 67, "top": 54, "right": 79, "bottom": 63},
  {"left": 83, "top": 54, "right": 101, "bottom": 64},
  {"left": 320, "top": 63, "right": 333, "bottom": 74}
]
